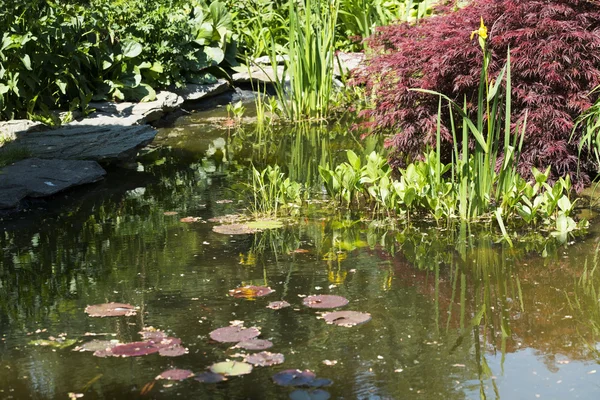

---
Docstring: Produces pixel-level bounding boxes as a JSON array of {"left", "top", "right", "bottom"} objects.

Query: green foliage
[
  {"left": 0, "top": 0, "right": 235, "bottom": 120},
  {"left": 249, "top": 164, "right": 305, "bottom": 218}
]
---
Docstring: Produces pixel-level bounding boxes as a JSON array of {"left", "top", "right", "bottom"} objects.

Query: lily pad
[
  {"left": 84, "top": 302, "right": 137, "bottom": 317},
  {"left": 74, "top": 340, "right": 119, "bottom": 352},
  {"left": 208, "top": 214, "right": 242, "bottom": 224},
  {"left": 195, "top": 372, "right": 227, "bottom": 383},
  {"left": 229, "top": 285, "right": 274, "bottom": 299},
  {"left": 180, "top": 216, "right": 202, "bottom": 223},
  {"left": 212, "top": 223, "right": 257, "bottom": 235},
  {"left": 29, "top": 338, "right": 77, "bottom": 349},
  {"left": 289, "top": 389, "right": 331, "bottom": 400},
  {"left": 210, "top": 361, "right": 253, "bottom": 376},
  {"left": 302, "top": 295, "right": 348, "bottom": 309},
  {"left": 156, "top": 369, "right": 194, "bottom": 381},
  {"left": 163, "top": 211, "right": 178, "bottom": 216},
  {"left": 272, "top": 370, "right": 332, "bottom": 387},
  {"left": 109, "top": 341, "right": 160, "bottom": 357},
  {"left": 158, "top": 344, "right": 188, "bottom": 357},
  {"left": 235, "top": 339, "right": 273, "bottom": 351},
  {"left": 245, "top": 351, "right": 285, "bottom": 366},
  {"left": 210, "top": 325, "right": 260, "bottom": 343},
  {"left": 322, "top": 311, "right": 371, "bottom": 327},
  {"left": 267, "top": 301, "right": 291, "bottom": 310},
  {"left": 244, "top": 219, "right": 284, "bottom": 230},
  {"left": 139, "top": 327, "right": 166, "bottom": 342}
]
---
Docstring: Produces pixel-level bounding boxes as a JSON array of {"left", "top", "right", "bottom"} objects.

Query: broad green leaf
[
  {"left": 204, "top": 47, "right": 224, "bottom": 65},
  {"left": 56, "top": 79, "right": 67, "bottom": 95},
  {"left": 21, "top": 54, "right": 31, "bottom": 71},
  {"left": 121, "top": 39, "right": 143, "bottom": 58}
]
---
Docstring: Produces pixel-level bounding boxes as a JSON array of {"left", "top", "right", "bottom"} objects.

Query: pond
[{"left": 1, "top": 107, "right": 600, "bottom": 399}]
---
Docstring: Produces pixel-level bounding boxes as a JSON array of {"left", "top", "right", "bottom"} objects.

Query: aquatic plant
[
  {"left": 353, "top": 0, "right": 600, "bottom": 187},
  {"left": 249, "top": 164, "right": 305, "bottom": 217}
]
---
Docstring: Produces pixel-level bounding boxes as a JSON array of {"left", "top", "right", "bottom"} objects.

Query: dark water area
[{"left": 1, "top": 109, "right": 600, "bottom": 399}]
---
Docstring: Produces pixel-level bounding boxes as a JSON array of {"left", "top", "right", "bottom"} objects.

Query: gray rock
[
  {"left": 2, "top": 124, "right": 157, "bottom": 162},
  {"left": 333, "top": 52, "right": 365, "bottom": 77},
  {"left": 232, "top": 65, "right": 287, "bottom": 84},
  {"left": 0, "top": 158, "right": 106, "bottom": 209},
  {"left": 253, "top": 55, "right": 289, "bottom": 65},
  {"left": 174, "top": 80, "right": 230, "bottom": 101}
]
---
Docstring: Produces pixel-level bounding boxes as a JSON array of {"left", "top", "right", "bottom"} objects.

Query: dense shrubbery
[
  {"left": 0, "top": 0, "right": 234, "bottom": 120},
  {"left": 353, "top": 0, "right": 600, "bottom": 187}
]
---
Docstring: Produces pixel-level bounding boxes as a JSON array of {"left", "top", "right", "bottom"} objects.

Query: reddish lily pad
[
  {"left": 229, "top": 285, "right": 274, "bottom": 299},
  {"left": 195, "top": 372, "right": 227, "bottom": 383},
  {"left": 210, "top": 326, "right": 260, "bottom": 343},
  {"left": 245, "top": 351, "right": 285, "bottom": 366},
  {"left": 84, "top": 302, "right": 137, "bottom": 317},
  {"left": 180, "top": 216, "right": 202, "bottom": 223},
  {"left": 272, "top": 370, "right": 333, "bottom": 387},
  {"left": 210, "top": 361, "right": 253, "bottom": 376},
  {"left": 267, "top": 301, "right": 291, "bottom": 310},
  {"left": 302, "top": 295, "right": 348, "bottom": 309},
  {"left": 158, "top": 344, "right": 188, "bottom": 357},
  {"left": 290, "top": 389, "right": 331, "bottom": 400},
  {"left": 109, "top": 341, "right": 160, "bottom": 357},
  {"left": 235, "top": 339, "right": 273, "bottom": 351},
  {"left": 156, "top": 369, "right": 194, "bottom": 381},
  {"left": 212, "top": 223, "right": 257, "bottom": 235},
  {"left": 322, "top": 311, "right": 371, "bottom": 327}
]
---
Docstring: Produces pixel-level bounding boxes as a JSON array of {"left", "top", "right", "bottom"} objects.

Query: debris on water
[
  {"left": 209, "top": 325, "right": 261, "bottom": 343},
  {"left": 156, "top": 369, "right": 194, "bottom": 381},
  {"left": 234, "top": 339, "right": 273, "bottom": 350},
  {"left": 322, "top": 360, "right": 337, "bottom": 366},
  {"left": 244, "top": 351, "right": 284, "bottom": 366},
  {"left": 84, "top": 303, "right": 137, "bottom": 317},
  {"left": 267, "top": 301, "right": 291, "bottom": 310},
  {"left": 302, "top": 295, "right": 349, "bottom": 309},
  {"left": 210, "top": 361, "right": 253, "bottom": 376},
  {"left": 229, "top": 285, "right": 275, "bottom": 299},
  {"left": 322, "top": 311, "right": 371, "bottom": 327}
]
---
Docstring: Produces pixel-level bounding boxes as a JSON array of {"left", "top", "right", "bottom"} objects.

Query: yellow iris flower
[{"left": 470, "top": 17, "right": 488, "bottom": 40}]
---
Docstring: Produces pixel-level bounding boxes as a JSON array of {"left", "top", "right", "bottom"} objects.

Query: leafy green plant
[{"left": 249, "top": 165, "right": 304, "bottom": 218}]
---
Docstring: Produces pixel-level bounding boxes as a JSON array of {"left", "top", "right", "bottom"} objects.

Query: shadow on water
[{"left": 1, "top": 114, "right": 600, "bottom": 399}]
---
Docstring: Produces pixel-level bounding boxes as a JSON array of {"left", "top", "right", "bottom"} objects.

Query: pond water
[{"left": 1, "top": 108, "right": 600, "bottom": 399}]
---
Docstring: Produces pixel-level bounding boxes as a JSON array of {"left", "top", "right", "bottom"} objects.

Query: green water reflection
[{"left": 0, "top": 115, "right": 599, "bottom": 399}]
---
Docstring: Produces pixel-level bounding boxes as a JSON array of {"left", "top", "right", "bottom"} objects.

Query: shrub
[{"left": 352, "top": 0, "right": 600, "bottom": 187}]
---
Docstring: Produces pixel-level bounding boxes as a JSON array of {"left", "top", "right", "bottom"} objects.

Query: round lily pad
[
  {"left": 235, "top": 339, "right": 273, "bottom": 351},
  {"left": 272, "top": 370, "right": 316, "bottom": 387},
  {"left": 302, "top": 295, "right": 348, "bottom": 309},
  {"left": 210, "top": 361, "right": 253, "bottom": 376},
  {"left": 290, "top": 389, "right": 331, "bottom": 400},
  {"left": 212, "top": 223, "right": 257, "bottom": 235},
  {"left": 244, "top": 219, "right": 284, "bottom": 230},
  {"left": 195, "top": 372, "right": 227, "bottom": 383},
  {"left": 209, "top": 326, "right": 260, "bottom": 343},
  {"left": 84, "top": 303, "right": 137, "bottom": 317},
  {"left": 180, "top": 216, "right": 202, "bottom": 223},
  {"left": 109, "top": 341, "right": 160, "bottom": 357},
  {"left": 75, "top": 340, "right": 119, "bottom": 353},
  {"left": 267, "top": 301, "right": 291, "bottom": 310},
  {"left": 156, "top": 369, "right": 194, "bottom": 381},
  {"left": 229, "top": 285, "right": 274, "bottom": 299},
  {"left": 159, "top": 344, "right": 188, "bottom": 357},
  {"left": 139, "top": 328, "right": 166, "bottom": 342},
  {"left": 322, "top": 311, "right": 371, "bottom": 327},
  {"left": 245, "top": 351, "right": 285, "bottom": 366}
]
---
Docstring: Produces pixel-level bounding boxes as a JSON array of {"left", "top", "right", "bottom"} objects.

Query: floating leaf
[
  {"left": 108, "top": 341, "right": 160, "bottom": 357},
  {"left": 229, "top": 285, "right": 274, "bottom": 299},
  {"left": 212, "top": 224, "right": 257, "bottom": 235},
  {"left": 74, "top": 340, "right": 119, "bottom": 352},
  {"left": 85, "top": 303, "right": 137, "bottom": 317},
  {"left": 302, "top": 295, "right": 348, "bottom": 309},
  {"left": 210, "top": 326, "right": 260, "bottom": 343},
  {"left": 139, "top": 327, "right": 166, "bottom": 342},
  {"left": 208, "top": 214, "right": 242, "bottom": 223},
  {"left": 289, "top": 389, "right": 331, "bottom": 400},
  {"left": 158, "top": 345, "right": 188, "bottom": 357},
  {"left": 244, "top": 351, "right": 284, "bottom": 366},
  {"left": 273, "top": 370, "right": 333, "bottom": 387},
  {"left": 267, "top": 301, "right": 291, "bottom": 310},
  {"left": 210, "top": 361, "right": 253, "bottom": 376},
  {"left": 156, "top": 369, "right": 194, "bottom": 381},
  {"left": 195, "top": 372, "right": 227, "bottom": 383},
  {"left": 235, "top": 339, "right": 273, "bottom": 351},
  {"left": 322, "top": 311, "right": 371, "bottom": 327},
  {"left": 163, "top": 211, "right": 178, "bottom": 216},
  {"left": 244, "top": 219, "right": 284, "bottom": 230},
  {"left": 29, "top": 338, "right": 77, "bottom": 349},
  {"left": 180, "top": 216, "right": 202, "bottom": 223}
]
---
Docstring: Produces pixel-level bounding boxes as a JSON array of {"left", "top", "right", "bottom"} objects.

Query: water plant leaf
[
  {"left": 267, "top": 301, "right": 291, "bottom": 310},
  {"left": 180, "top": 216, "right": 202, "bottom": 223},
  {"left": 244, "top": 351, "right": 284, "bottom": 366},
  {"left": 244, "top": 219, "right": 284, "bottom": 230},
  {"left": 302, "top": 295, "right": 349, "bottom": 309},
  {"left": 209, "top": 326, "right": 260, "bottom": 343},
  {"left": 322, "top": 311, "right": 371, "bottom": 327},
  {"left": 229, "top": 285, "right": 274, "bottom": 299},
  {"left": 212, "top": 224, "right": 257, "bottom": 235},
  {"left": 29, "top": 338, "right": 77, "bottom": 349},
  {"left": 289, "top": 389, "right": 331, "bottom": 400},
  {"left": 163, "top": 211, "right": 178, "bottom": 216},
  {"left": 234, "top": 339, "right": 273, "bottom": 350},
  {"left": 210, "top": 361, "right": 253, "bottom": 376},
  {"left": 158, "top": 345, "right": 188, "bottom": 357},
  {"left": 74, "top": 340, "right": 119, "bottom": 352},
  {"left": 84, "top": 303, "right": 137, "bottom": 317},
  {"left": 107, "top": 341, "right": 160, "bottom": 357},
  {"left": 208, "top": 214, "right": 242, "bottom": 223},
  {"left": 272, "top": 370, "right": 333, "bottom": 387},
  {"left": 194, "top": 372, "right": 227, "bottom": 383},
  {"left": 155, "top": 369, "right": 194, "bottom": 381}
]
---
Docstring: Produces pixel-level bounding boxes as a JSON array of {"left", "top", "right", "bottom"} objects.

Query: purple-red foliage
[{"left": 353, "top": 0, "right": 600, "bottom": 186}]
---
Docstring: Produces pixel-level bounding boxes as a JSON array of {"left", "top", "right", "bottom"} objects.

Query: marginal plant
[{"left": 249, "top": 165, "right": 304, "bottom": 218}]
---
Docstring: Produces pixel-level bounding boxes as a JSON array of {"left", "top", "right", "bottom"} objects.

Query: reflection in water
[{"left": 0, "top": 116, "right": 599, "bottom": 399}]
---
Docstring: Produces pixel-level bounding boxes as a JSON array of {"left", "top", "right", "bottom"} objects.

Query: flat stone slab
[
  {"left": 2, "top": 124, "right": 157, "bottom": 163},
  {"left": 0, "top": 158, "right": 106, "bottom": 209},
  {"left": 232, "top": 65, "right": 287, "bottom": 84},
  {"left": 173, "top": 80, "right": 230, "bottom": 102}
]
